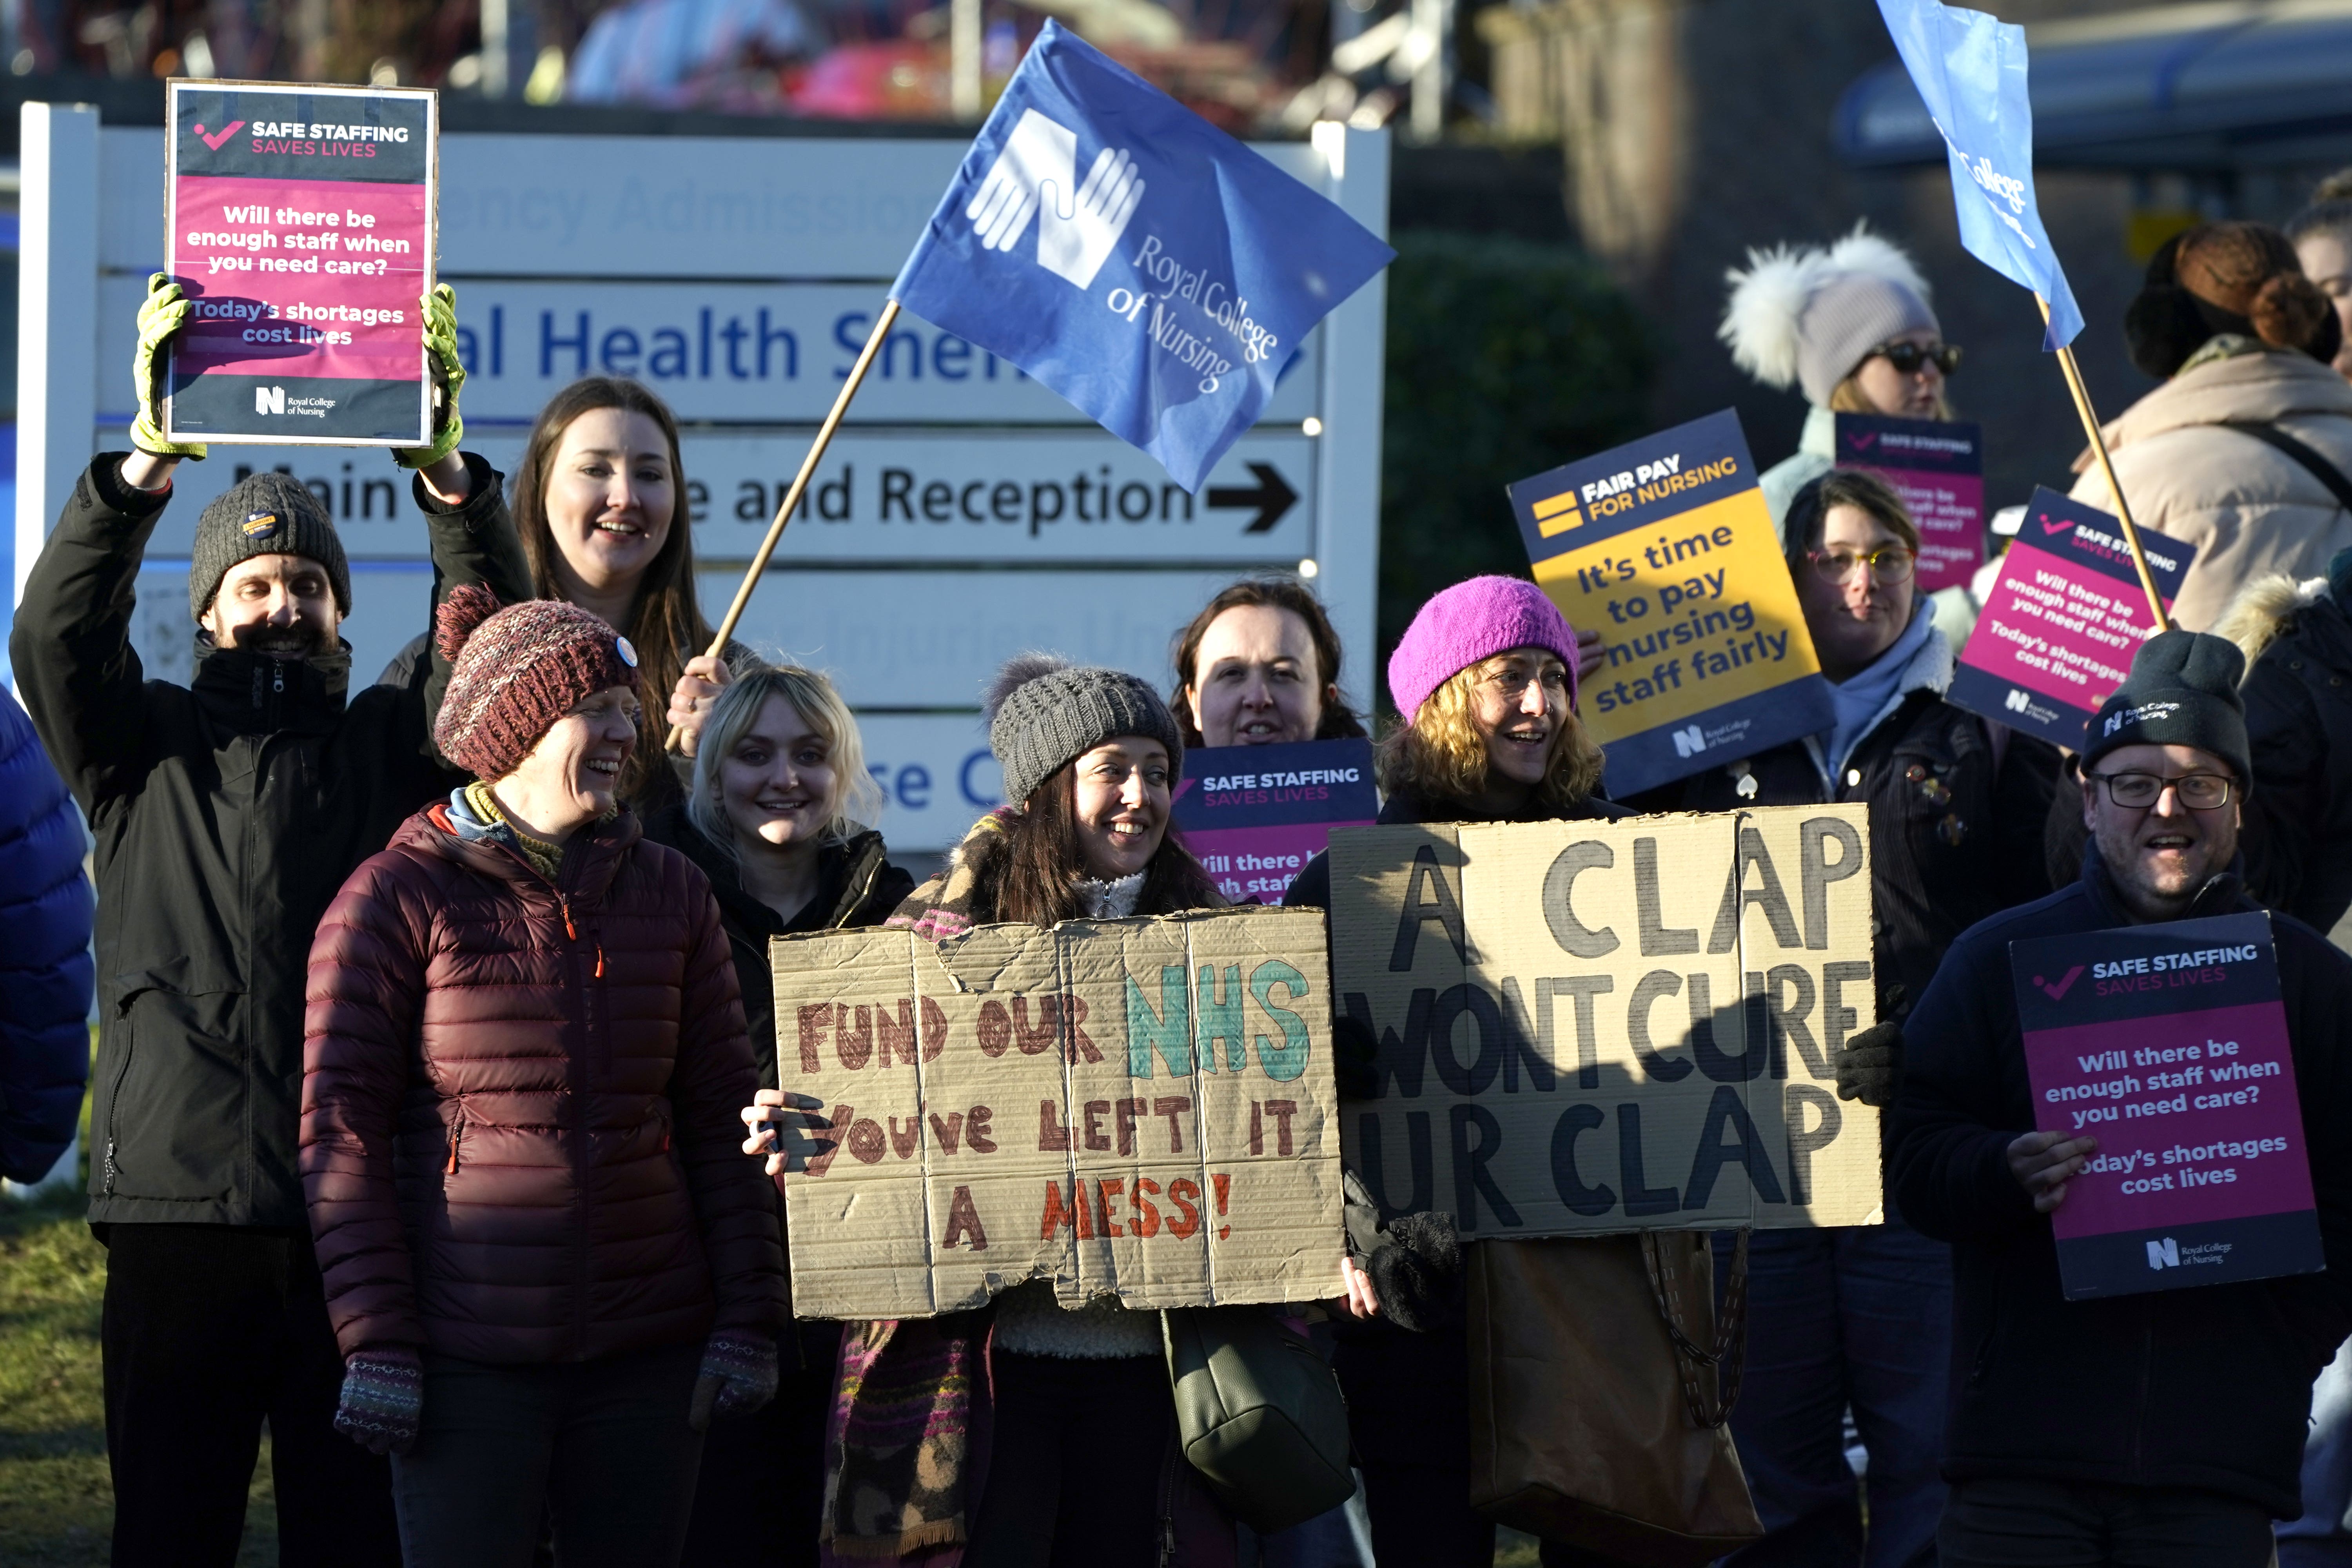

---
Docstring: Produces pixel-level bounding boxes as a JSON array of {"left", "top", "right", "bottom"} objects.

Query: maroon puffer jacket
[{"left": 301, "top": 802, "right": 784, "bottom": 1363}]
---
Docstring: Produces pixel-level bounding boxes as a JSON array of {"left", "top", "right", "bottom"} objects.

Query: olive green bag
[{"left": 1161, "top": 1307, "right": 1356, "bottom": 1532}]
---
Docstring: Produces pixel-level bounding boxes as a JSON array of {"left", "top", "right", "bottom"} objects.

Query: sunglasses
[{"left": 1869, "top": 341, "right": 1962, "bottom": 376}]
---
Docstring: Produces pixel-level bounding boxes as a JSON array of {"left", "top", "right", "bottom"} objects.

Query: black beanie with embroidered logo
[
  {"left": 2082, "top": 629, "right": 2250, "bottom": 787},
  {"left": 187, "top": 470, "right": 349, "bottom": 619}
]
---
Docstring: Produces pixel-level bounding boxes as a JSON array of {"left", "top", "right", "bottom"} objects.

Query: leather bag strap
[
  {"left": 1642, "top": 1230, "right": 1749, "bottom": 1430},
  {"left": 2226, "top": 422, "right": 2352, "bottom": 516}
]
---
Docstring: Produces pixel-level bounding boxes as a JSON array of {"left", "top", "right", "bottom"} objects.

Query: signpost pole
[
  {"left": 666, "top": 299, "right": 902, "bottom": 752},
  {"left": 2036, "top": 294, "right": 2171, "bottom": 632}
]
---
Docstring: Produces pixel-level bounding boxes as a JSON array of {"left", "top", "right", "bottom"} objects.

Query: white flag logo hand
[
  {"left": 1037, "top": 147, "right": 1143, "bottom": 290},
  {"left": 965, "top": 109, "right": 1144, "bottom": 291}
]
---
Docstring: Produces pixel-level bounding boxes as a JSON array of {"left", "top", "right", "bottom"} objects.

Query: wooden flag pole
[
  {"left": 2035, "top": 295, "right": 2172, "bottom": 632},
  {"left": 665, "top": 299, "right": 902, "bottom": 753}
]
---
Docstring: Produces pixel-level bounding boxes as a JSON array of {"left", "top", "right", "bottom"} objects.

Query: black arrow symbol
[{"left": 1207, "top": 463, "right": 1299, "bottom": 534}]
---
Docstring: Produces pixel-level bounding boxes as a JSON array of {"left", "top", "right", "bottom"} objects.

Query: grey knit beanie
[
  {"left": 1796, "top": 272, "right": 1940, "bottom": 406},
  {"left": 189, "top": 472, "right": 349, "bottom": 619},
  {"left": 985, "top": 653, "right": 1186, "bottom": 807},
  {"left": 1720, "top": 226, "right": 1941, "bottom": 407}
]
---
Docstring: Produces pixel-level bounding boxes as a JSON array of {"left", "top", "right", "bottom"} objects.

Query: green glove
[
  {"left": 395, "top": 283, "right": 466, "bottom": 470},
  {"left": 130, "top": 274, "right": 206, "bottom": 460}
]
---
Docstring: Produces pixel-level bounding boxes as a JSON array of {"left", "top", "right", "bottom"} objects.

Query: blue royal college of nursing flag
[
  {"left": 1875, "top": 0, "right": 2082, "bottom": 350},
  {"left": 890, "top": 22, "right": 1394, "bottom": 492}
]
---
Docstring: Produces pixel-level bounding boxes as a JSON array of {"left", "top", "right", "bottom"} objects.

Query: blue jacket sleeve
[{"left": 0, "top": 687, "right": 94, "bottom": 1184}]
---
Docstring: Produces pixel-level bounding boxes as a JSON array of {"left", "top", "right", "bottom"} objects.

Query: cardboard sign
[
  {"left": 1946, "top": 488, "right": 2192, "bottom": 747},
  {"left": 164, "top": 80, "right": 437, "bottom": 445},
  {"left": 1173, "top": 739, "right": 1379, "bottom": 905},
  {"left": 1508, "top": 410, "right": 1835, "bottom": 797},
  {"left": 771, "top": 908, "right": 1342, "bottom": 1320},
  {"left": 2011, "top": 912, "right": 2319, "bottom": 1299},
  {"left": 1330, "top": 806, "right": 1881, "bottom": 1236},
  {"left": 1833, "top": 412, "right": 1984, "bottom": 593}
]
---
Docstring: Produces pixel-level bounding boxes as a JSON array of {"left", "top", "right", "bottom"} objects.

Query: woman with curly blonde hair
[{"left": 1285, "top": 575, "right": 1626, "bottom": 1568}]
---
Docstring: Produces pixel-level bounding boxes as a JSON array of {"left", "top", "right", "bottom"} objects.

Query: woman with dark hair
[
  {"left": 1628, "top": 468, "right": 2058, "bottom": 1567},
  {"left": 1169, "top": 575, "right": 1368, "bottom": 748},
  {"left": 2084, "top": 221, "right": 2352, "bottom": 630},
  {"left": 742, "top": 654, "right": 1352, "bottom": 1567},
  {"left": 1283, "top": 576, "right": 1624, "bottom": 1568},
  {"left": 379, "top": 376, "right": 745, "bottom": 809}
]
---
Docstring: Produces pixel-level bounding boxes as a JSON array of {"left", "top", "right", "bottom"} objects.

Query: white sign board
[{"left": 18, "top": 110, "right": 1389, "bottom": 853}]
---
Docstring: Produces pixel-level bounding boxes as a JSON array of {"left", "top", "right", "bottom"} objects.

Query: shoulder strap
[{"left": 2227, "top": 422, "right": 2352, "bottom": 514}]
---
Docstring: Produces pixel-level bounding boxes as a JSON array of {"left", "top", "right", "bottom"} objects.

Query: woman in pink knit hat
[{"left": 1286, "top": 574, "right": 1630, "bottom": 1568}]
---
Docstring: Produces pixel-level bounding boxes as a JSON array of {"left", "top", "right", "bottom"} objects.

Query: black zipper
[{"left": 99, "top": 1015, "right": 135, "bottom": 1197}]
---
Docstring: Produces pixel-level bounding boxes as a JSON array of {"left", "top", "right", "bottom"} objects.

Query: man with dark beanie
[
  {"left": 5, "top": 277, "right": 528, "bottom": 1568},
  {"left": 1889, "top": 630, "right": 2352, "bottom": 1565}
]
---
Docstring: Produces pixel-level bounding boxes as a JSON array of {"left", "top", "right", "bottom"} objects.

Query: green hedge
[{"left": 1377, "top": 232, "right": 1657, "bottom": 706}]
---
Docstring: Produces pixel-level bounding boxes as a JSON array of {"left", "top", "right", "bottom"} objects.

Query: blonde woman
[
  {"left": 1285, "top": 576, "right": 1624, "bottom": 1568},
  {"left": 645, "top": 665, "right": 912, "bottom": 1568}
]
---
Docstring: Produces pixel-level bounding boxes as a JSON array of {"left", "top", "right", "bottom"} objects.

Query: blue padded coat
[{"left": 0, "top": 683, "right": 93, "bottom": 1183}]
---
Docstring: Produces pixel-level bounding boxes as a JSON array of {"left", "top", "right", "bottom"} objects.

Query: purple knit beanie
[
  {"left": 432, "top": 585, "right": 643, "bottom": 781},
  {"left": 1387, "top": 576, "right": 1581, "bottom": 722}
]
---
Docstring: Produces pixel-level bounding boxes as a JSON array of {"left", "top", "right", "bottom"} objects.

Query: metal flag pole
[
  {"left": 2035, "top": 295, "right": 2172, "bottom": 632},
  {"left": 664, "top": 299, "right": 902, "bottom": 753}
]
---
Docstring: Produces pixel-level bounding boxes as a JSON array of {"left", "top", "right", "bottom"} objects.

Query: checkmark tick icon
[{"left": 192, "top": 120, "right": 245, "bottom": 151}]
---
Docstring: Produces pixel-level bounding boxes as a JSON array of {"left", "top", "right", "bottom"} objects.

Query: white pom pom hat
[{"left": 1719, "top": 224, "right": 1940, "bottom": 407}]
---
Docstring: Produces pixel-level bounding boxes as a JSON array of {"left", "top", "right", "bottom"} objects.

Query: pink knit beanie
[
  {"left": 1387, "top": 576, "right": 1580, "bottom": 722},
  {"left": 432, "top": 586, "right": 643, "bottom": 781}
]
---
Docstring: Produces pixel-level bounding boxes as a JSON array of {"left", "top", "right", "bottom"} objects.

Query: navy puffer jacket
[{"left": 0, "top": 686, "right": 93, "bottom": 1184}]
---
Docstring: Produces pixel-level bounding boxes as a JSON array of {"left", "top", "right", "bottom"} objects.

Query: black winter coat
[
  {"left": 7, "top": 454, "right": 531, "bottom": 1229},
  {"left": 641, "top": 806, "right": 915, "bottom": 1093},
  {"left": 1286, "top": 783, "right": 1628, "bottom": 1480},
  {"left": 1628, "top": 638, "right": 2059, "bottom": 1015},
  {"left": 2237, "top": 577, "right": 2352, "bottom": 933},
  {"left": 641, "top": 804, "right": 911, "bottom": 1372},
  {"left": 1888, "top": 851, "right": 2352, "bottom": 1517}
]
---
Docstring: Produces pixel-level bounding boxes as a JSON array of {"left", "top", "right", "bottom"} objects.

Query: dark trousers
[
  {"left": 1938, "top": 1477, "right": 2276, "bottom": 1567},
  {"left": 966, "top": 1352, "right": 1175, "bottom": 1568},
  {"left": 1715, "top": 1214, "right": 1952, "bottom": 1568},
  {"left": 680, "top": 1322, "right": 839, "bottom": 1568},
  {"left": 1332, "top": 1315, "right": 1495, "bottom": 1568},
  {"left": 100, "top": 1223, "right": 399, "bottom": 1568},
  {"left": 390, "top": 1341, "right": 707, "bottom": 1568}
]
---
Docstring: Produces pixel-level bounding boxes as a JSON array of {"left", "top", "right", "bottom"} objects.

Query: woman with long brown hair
[
  {"left": 742, "top": 654, "right": 1355, "bottom": 1566},
  {"left": 378, "top": 376, "right": 744, "bottom": 809}
]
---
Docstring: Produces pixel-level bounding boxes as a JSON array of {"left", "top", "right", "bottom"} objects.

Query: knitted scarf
[
  {"left": 824, "top": 1316, "right": 989, "bottom": 1561},
  {"left": 452, "top": 782, "right": 566, "bottom": 881},
  {"left": 884, "top": 809, "right": 1014, "bottom": 942}
]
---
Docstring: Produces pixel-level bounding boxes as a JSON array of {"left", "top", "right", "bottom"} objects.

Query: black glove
[
  {"left": 1835, "top": 985, "right": 1905, "bottom": 1109},
  {"left": 1343, "top": 1172, "right": 1463, "bottom": 1333},
  {"left": 1368, "top": 1210, "right": 1464, "bottom": 1333}
]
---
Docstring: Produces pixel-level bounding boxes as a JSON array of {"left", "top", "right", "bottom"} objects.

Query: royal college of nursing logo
[{"left": 965, "top": 109, "right": 1144, "bottom": 290}]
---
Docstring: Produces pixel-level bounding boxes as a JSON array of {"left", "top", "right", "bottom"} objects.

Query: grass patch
[{"left": 0, "top": 1189, "right": 278, "bottom": 1566}]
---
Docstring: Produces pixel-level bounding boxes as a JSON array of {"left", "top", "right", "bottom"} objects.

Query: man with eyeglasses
[{"left": 1890, "top": 629, "right": 2352, "bottom": 1566}]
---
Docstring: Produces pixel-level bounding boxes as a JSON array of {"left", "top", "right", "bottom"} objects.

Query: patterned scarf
[
  {"left": 884, "top": 809, "right": 1015, "bottom": 942},
  {"left": 824, "top": 1316, "right": 989, "bottom": 1561}
]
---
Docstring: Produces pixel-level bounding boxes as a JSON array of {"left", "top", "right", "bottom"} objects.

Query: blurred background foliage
[{"left": 1376, "top": 229, "right": 1655, "bottom": 705}]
